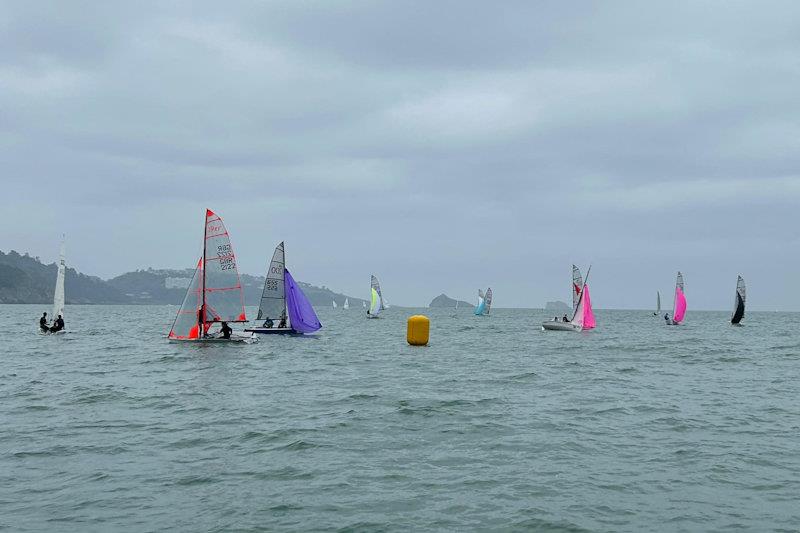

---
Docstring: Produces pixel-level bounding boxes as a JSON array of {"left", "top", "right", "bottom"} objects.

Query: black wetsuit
[
  {"left": 50, "top": 317, "right": 64, "bottom": 332},
  {"left": 220, "top": 322, "right": 232, "bottom": 339},
  {"left": 39, "top": 315, "right": 49, "bottom": 332}
]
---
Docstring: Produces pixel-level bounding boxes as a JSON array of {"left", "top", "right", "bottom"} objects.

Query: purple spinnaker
[{"left": 285, "top": 269, "right": 322, "bottom": 333}]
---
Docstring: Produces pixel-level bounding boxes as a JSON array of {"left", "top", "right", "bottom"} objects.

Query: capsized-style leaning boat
[
  {"left": 367, "top": 275, "right": 384, "bottom": 318},
  {"left": 168, "top": 209, "right": 256, "bottom": 343},
  {"left": 244, "top": 242, "right": 321, "bottom": 335},
  {"left": 666, "top": 271, "right": 686, "bottom": 325},
  {"left": 542, "top": 265, "right": 596, "bottom": 332},
  {"left": 474, "top": 287, "right": 493, "bottom": 315},
  {"left": 731, "top": 275, "right": 746, "bottom": 325}
]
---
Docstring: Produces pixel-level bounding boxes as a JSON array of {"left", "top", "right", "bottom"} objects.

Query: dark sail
[{"left": 731, "top": 275, "right": 745, "bottom": 325}]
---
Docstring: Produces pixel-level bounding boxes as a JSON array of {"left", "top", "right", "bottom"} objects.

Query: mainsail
[
  {"left": 484, "top": 288, "right": 493, "bottom": 315},
  {"left": 572, "top": 265, "right": 584, "bottom": 312},
  {"left": 731, "top": 275, "right": 746, "bottom": 325},
  {"left": 474, "top": 289, "right": 485, "bottom": 315},
  {"left": 285, "top": 269, "right": 321, "bottom": 333},
  {"left": 655, "top": 291, "right": 661, "bottom": 314},
  {"left": 256, "top": 242, "right": 286, "bottom": 323},
  {"left": 369, "top": 275, "right": 383, "bottom": 316},
  {"left": 333, "top": 300, "right": 338, "bottom": 309},
  {"left": 168, "top": 209, "right": 247, "bottom": 340},
  {"left": 672, "top": 271, "right": 686, "bottom": 324},
  {"left": 571, "top": 267, "right": 595, "bottom": 329},
  {"left": 344, "top": 298, "right": 349, "bottom": 310},
  {"left": 52, "top": 237, "right": 66, "bottom": 322}
]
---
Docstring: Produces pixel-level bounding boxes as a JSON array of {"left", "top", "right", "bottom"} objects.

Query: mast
[
  {"left": 201, "top": 209, "right": 208, "bottom": 334},
  {"left": 571, "top": 266, "right": 591, "bottom": 321}
]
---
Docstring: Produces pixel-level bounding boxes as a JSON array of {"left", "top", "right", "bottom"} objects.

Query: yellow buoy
[{"left": 407, "top": 315, "right": 430, "bottom": 346}]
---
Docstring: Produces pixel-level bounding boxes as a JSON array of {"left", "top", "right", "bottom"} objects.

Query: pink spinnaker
[
  {"left": 673, "top": 286, "right": 687, "bottom": 324},
  {"left": 582, "top": 284, "right": 596, "bottom": 329}
]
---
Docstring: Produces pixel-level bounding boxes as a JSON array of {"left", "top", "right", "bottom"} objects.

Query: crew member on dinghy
[
  {"left": 39, "top": 312, "right": 49, "bottom": 333},
  {"left": 50, "top": 315, "right": 64, "bottom": 333},
  {"left": 220, "top": 322, "right": 232, "bottom": 339}
]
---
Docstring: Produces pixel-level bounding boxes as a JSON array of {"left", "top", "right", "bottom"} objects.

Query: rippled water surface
[{"left": 2, "top": 305, "right": 799, "bottom": 531}]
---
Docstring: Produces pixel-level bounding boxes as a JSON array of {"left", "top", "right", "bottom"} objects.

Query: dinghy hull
[
  {"left": 541, "top": 320, "right": 582, "bottom": 332},
  {"left": 244, "top": 327, "right": 298, "bottom": 335}
]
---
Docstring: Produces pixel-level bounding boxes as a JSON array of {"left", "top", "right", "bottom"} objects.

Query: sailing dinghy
[
  {"left": 245, "top": 242, "right": 321, "bottom": 335},
  {"left": 474, "top": 287, "right": 493, "bottom": 315},
  {"left": 731, "top": 275, "right": 745, "bottom": 325},
  {"left": 653, "top": 291, "right": 661, "bottom": 316},
  {"left": 666, "top": 272, "right": 686, "bottom": 325},
  {"left": 42, "top": 237, "right": 67, "bottom": 334},
  {"left": 542, "top": 265, "right": 596, "bottom": 332},
  {"left": 344, "top": 298, "right": 349, "bottom": 310},
  {"left": 168, "top": 209, "right": 256, "bottom": 343},
  {"left": 367, "top": 275, "right": 384, "bottom": 318},
  {"left": 332, "top": 300, "right": 338, "bottom": 309}
]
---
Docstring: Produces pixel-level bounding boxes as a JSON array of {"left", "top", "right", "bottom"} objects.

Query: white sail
[
  {"left": 256, "top": 242, "right": 286, "bottom": 322},
  {"left": 731, "top": 275, "right": 746, "bottom": 324},
  {"left": 344, "top": 298, "right": 349, "bottom": 310},
  {"left": 484, "top": 288, "right": 493, "bottom": 314},
  {"left": 332, "top": 300, "right": 338, "bottom": 308},
  {"left": 52, "top": 236, "right": 66, "bottom": 321},
  {"left": 656, "top": 291, "right": 661, "bottom": 314},
  {"left": 572, "top": 265, "right": 584, "bottom": 312}
]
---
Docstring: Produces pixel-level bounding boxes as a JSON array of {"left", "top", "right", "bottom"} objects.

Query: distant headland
[{"left": 428, "top": 294, "right": 473, "bottom": 308}]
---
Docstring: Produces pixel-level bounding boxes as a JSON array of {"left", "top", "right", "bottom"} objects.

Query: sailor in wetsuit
[
  {"left": 50, "top": 315, "right": 64, "bottom": 333},
  {"left": 263, "top": 317, "right": 274, "bottom": 328},
  {"left": 220, "top": 321, "right": 232, "bottom": 339},
  {"left": 39, "top": 312, "right": 49, "bottom": 332},
  {"left": 278, "top": 313, "right": 287, "bottom": 329},
  {"left": 562, "top": 314, "right": 569, "bottom": 322},
  {"left": 664, "top": 313, "right": 670, "bottom": 324}
]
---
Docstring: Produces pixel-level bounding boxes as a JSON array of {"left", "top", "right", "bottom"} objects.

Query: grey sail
[
  {"left": 256, "top": 242, "right": 286, "bottom": 321},
  {"left": 731, "top": 275, "right": 745, "bottom": 325},
  {"left": 572, "top": 265, "right": 583, "bottom": 312}
]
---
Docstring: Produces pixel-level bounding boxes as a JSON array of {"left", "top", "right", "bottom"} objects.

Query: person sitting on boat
[
  {"left": 39, "top": 312, "right": 49, "bottom": 333},
  {"left": 278, "top": 313, "right": 287, "bottom": 329},
  {"left": 220, "top": 321, "right": 232, "bottom": 339},
  {"left": 562, "top": 314, "right": 569, "bottom": 322},
  {"left": 50, "top": 315, "right": 64, "bottom": 333},
  {"left": 664, "top": 313, "right": 670, "bottom": 323},
  {"left": 262, "top": 317, "right": 274, "bottom": 328}
]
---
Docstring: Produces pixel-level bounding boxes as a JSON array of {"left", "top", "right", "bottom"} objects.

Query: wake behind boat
[
  {"left": 244, "top": 241, "right": 321, "bottom": 335},
  {"left": 731, "top": 275, "right": 746, "bottom": 325},
  {"left": 168, "top": 209, "right": 256, "bottom": 343},
  {"left": 542, "top": 265, "right": 596, "bottom": 332}
]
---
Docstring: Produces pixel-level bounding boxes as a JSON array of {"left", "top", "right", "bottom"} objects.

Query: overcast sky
[{"left": 2, "top": 1, "right": 799, "bottom": 309}]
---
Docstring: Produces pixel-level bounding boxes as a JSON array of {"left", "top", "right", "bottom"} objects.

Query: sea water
[{"left": 1, "top": 305, "right": 799, "bottom": 531}]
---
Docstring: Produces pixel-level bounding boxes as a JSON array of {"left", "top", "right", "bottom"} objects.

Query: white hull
[
  {"left": 541, "top": 320, "right": 582, "bottom": 332},
  {"left": 244, "top": 327, "right": 297, "bottom": 335},
  {"left": 169, "top": 331, "right": 258, "bottom": 343}
]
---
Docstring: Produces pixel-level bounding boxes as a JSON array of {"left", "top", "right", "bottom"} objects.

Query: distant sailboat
[
  {"left": 332, "top": 300, "right": 338, "bottom": 309},
  {"left": 344, "top": 298, "right": 349, "bottom": 310},
  {"left": 168, "top": 209, "right": 255, "bottom": 342},
  {"left": 455, "top": 299, "right": 459, "bottom": 310},
  {"left": 362, "top": 300, "right": 367, "bottom": 309},
  {"left": 542, "top": 265, "right": 596, "bottom": 331},
  {"left": 367, "top": 275, "right": 384, "bottom": 318},
  {"left": 475, "top": 287, "right": 492, "bottom": 315},
  {"left": 653, "top": 291, "right": 661, "bottom": 316},
  {"left": 245, "top": 241, "right": 321, "bottom": 335},
  {"left": 666, "top": 271, "right": 686, "bottom": 325},
  {"left": 731, "top": 275, "right": 746, "bottom": 325},
  {"left": 42, "top": 236, "right": 67, "bottom": 334}
]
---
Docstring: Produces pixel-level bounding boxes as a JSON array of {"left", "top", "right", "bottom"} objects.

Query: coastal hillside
[
  {"left": 0, "top": 250, "right": 366, "bottom": 307},
  {"left": 428, "top": 294, "right": 474, "bottom": 308}
]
